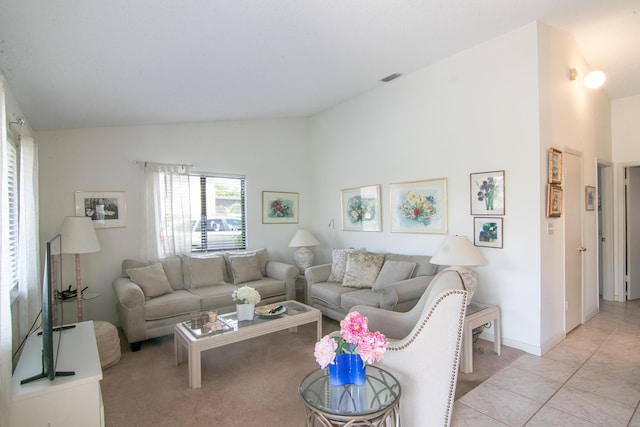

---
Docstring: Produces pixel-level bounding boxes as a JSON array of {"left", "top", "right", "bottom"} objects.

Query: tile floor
[{"left": 452, "top": 299, "right": 640, "bottom": 426}]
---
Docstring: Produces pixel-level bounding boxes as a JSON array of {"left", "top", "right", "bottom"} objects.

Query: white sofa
[
  {"left": 112, "top": 249, "right": 298, "bottom": 350},
  {"left": 305, "top": 249, "right": 440, "bottom": 322}
]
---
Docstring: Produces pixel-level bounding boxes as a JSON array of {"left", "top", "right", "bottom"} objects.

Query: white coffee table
[{"left": 174, "top": 300, "right": 322, "bottom": 388}]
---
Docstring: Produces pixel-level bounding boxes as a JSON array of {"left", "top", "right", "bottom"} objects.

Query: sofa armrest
[
  {"left": 349, "top": 304, "right": 419, "bottom": 340},
  {"left": 266, "top": 261, "right": 298, "bottom": 300},
  {"left": 379, "top": 276, "right": 435, "bottom": 310},
  {"left": 305, "top": 264, "right": 331, "bottom": 284},
  {"left": 112, "top": 277, "right": 148, "bottom": 344}
]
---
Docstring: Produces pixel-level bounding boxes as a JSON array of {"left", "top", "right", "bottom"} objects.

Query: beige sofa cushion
[
  {"left": 372, "top": 260, "right": 417, "bottom": 292},
  {"left": 222, "top": 248, "right": 269, "bottom": 281},
  {"left": 385, "top": 254, "right": 437, "bottom": 277},
  {"left": 342, "top": 252, "right": 385, "bottom": 288},
  {"left": 122, "top": 256, "right": 184, "bottom": 290},
  {"left": 126, "top": 262, "right": 174, "bottom": 299},
  {"left": 185, "top": 256, "right": 226, "bottom": 288},
  {"left": 229, "top": 254, "right": 263, "bottom": 285}
]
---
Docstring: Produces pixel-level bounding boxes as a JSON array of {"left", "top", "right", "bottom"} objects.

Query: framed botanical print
[
  {"left": 389, "top": 178, "right": 447, "bottom": 234},
  {"left": 75, "top": 190, "right": 127, "bottom": 228},
  {"left": 547, "top": 184, "right": 563, "bottom": 217},
  {"left": 341, "top": 185, "right": 382, "bottom": 231},
  {"left": 470, "top": 170, "right": 505, "bottom": 216},
  {"left": 549, "top": 148, "right": 563, "bottom": 184},
  {"left": 474, "top": 217, "right": 503, "bottom": 248},
  {"left": 262, "top": 191, "right": 299, "bottom": 223}
]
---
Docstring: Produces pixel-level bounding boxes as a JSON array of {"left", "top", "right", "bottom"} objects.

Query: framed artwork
[
  {"left": 549, "top": 148, "right": 563, "bottom": 184},
  {"left": 389, "top": 178, "right": 447, "bottom": 234},
  {"left": 547, "top": 184, "right": 563, "bottom": 217},
  {"left": 262, "top": 191, "right": 299, "bottom": 224},
  {"left": 75, "top": 191, "right": 126, "bottom": 228},
  {"left": 341, "top": 185, "right": 382, "bottom": 232},
  {"left": 470, "top": 170, "right": 505, "bottom": 216},
  {"left": 585, "top": 186, "right": 596, "bottom": 211},
  {"left": 474, "top": 217, "right": 503, "bottom": 248}
]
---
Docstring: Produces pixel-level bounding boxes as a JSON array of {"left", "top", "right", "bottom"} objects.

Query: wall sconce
[{"left": 569, "top": 68, "right": 606, "bottom": 89}]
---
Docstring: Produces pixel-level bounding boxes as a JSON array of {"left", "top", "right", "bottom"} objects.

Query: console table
[
  {"left": 10, "top": 321, "right": 104, "bottom": 427},
  {"left": 461, "top": 302, "right": 501, "bottom": 373}
]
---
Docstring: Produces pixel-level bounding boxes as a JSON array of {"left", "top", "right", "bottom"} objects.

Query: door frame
[
  {"left": 615, "top": 161, "right": 640, "bottom": 301},
  {"left": 598, "top": 160, "right": 614, "bottom": 301}
]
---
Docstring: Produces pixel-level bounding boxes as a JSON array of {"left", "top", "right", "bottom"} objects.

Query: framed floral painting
[
  {"left": 341, "top": 185, "right": 382, "bottom": 232},
  {"left": 262, "top": 191, "right": 299, "bottom": 224},
  {"left": 390, "top": 179, "right": 447, "bottom": 234},
  {"left": 470, "top": 170, "right": 505, "bottom": 216},
  {"left": 474, "top": 217, "right": 503, "bottom": 248}
]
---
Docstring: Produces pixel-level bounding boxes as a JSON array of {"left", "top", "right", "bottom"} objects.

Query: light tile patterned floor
[{"left": 453, "top": 299, "right": 640, "bottom": 426}]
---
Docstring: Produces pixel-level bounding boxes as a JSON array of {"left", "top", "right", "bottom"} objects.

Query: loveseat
[
  {"left": 112, "top": 248, "right": 298, "bottom": 350},
  {"left": 305, "top": 249, "right": 439, "bottom": 322}
]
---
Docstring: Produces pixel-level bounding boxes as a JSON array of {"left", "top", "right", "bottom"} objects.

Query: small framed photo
[
  {"left": 585, "top": 186, "right": 596, "bottom": 211},
  {"left": 547, "top": 184, "right": 563, "bottom": 217},
  {"left": 262, "top": 191, "right": 299, "bottom": 224},
  {"left": 75, "top": 191, "right": 126, "bottom": 228},
  {"left": 341, "top": 185, "right": 382, "bottom": 232},
  {"left": 474, "top": 217, "right": 503, "bottom": 248},
  {"left": 470, "top": 170, "right": 505, "bottom": 216},
  {"left": 549, "top": 148, "right": 563, "bottom": 184},
  {"left": 389, "top": 178, "right": 447, "bottom": 234}
]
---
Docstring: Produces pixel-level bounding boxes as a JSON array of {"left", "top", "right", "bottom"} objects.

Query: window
[
  {"left": 189, "top": 175, "right": 246, "bottom": 252},
  {"left": 4, "top": 136, "right": 19, "bottom": 302}
]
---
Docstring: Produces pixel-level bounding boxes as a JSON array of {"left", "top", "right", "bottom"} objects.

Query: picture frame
[
  {"left": 341, "top": 185, "right": 382, "bottom": 232},
  {"left": 389, "top": 178, "right": 447, "bottom": 234},
  {"left": 474, "top": 217, "right": 503, "bottom": 248},
  {"left": 549, "top": 148, "right": 563, "bottom": 184},
  {"left": 547, "top": 184, "right": 563, "bottom": 217},
  {"left": 585, "top": 186, "right": 596, "bottom": 211},
  {"left": 470, "top": 170, "right": 505, "bottom": 216},
  {"left": 262, "top": 191, "right": 299, "bottom": 224},
  {"left": 75, "top": 190, "right": 126, "bottom": 228}
]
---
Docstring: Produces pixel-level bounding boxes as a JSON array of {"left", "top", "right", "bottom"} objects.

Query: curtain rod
[{"left": 133, "top": 160, "right": 195, "bottom": 168}]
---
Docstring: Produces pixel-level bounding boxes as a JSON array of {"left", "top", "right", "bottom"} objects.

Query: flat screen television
[{"left": 20, "top": 234, "right": 75, "bottom": 384}]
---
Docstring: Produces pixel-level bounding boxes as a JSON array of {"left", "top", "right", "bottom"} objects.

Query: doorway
[
  {"left": 565, "top": 151, "right": 584, "bottom": 332},
  {"left": 598, "top": 162, "right": 614, "bottom": 301}
]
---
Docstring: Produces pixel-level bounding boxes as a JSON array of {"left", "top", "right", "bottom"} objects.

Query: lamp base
[
  {"left": 293, "top": 247, "right": 314, "bottom": 274},
  {"left": 445, "top": 266, "right": 478, "bottom": 305}
]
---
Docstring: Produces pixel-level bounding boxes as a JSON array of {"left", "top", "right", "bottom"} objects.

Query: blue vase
[{"left": 328, "top": 354, "right": 366, "bottom": 386}]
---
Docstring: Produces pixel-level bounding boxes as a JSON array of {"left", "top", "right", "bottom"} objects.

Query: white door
[
  {"left": 626, "top": 167, "right": 640, "bottom": 300},
  {"left": 565, "top": 151, "right": 583, "bottom": 332}
]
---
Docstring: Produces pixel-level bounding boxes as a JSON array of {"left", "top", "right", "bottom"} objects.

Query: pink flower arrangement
[{"left": 313, "top": 311, "right": 389, "bottom": 369}]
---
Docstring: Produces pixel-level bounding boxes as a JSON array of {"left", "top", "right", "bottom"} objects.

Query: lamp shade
[
  {"left": 60, "top": 216, "right": 101, "bottom": 254},
  {"left": 430, "top": 235, "right": 486, "bottom": 267},
  {"left": 288, "top": 229, "right": 320, "bottom": 248}
]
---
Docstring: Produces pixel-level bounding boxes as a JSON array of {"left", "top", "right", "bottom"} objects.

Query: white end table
[{"left": 461, "top": 302, "right": 501, "bottom": 373}]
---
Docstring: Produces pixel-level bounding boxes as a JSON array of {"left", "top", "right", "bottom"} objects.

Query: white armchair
[{"left": 351, "top": 268, "right": 468, "bottom": 427}]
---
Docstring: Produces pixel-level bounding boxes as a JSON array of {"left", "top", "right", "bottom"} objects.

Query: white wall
[
  {"left": 309, "top": 24, "right": 544, "bottom": 353},
  {"left": 36, "top": 119, "right": 312, "bottom": 324}
]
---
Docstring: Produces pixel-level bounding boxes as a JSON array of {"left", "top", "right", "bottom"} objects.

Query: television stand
[
  {"left": 11, "top": 321, "right": 104, "bottom": 427},
  {"left": 19, "top": 349, "right": 75, "bottom": 385},
  {"left": 36, "top": 323, "right": 76, "bottom": 336}
]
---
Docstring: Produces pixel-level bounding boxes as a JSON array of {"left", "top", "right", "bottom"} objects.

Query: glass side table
[{"left": 299, "top": 365, "right": 401, "bottom": 426}]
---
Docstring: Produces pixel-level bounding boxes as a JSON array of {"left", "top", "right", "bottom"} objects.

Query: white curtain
[
  {"left": 17, "top": 137, "right": 39, "bottom": 339},
  {"left": 141, "top": 162, "right": 192, "bottom": 259},
  {"left": 0, "top": 75, "right": 12, "bottom": 427}
]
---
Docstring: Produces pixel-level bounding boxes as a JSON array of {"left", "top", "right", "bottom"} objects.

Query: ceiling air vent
[{"left": 380, "top": 73, "right": 402, "bottom": 83}]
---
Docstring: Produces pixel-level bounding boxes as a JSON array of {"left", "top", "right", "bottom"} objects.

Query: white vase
[{"left": 236, "top": 303, "right": 255, "bottom": 321}]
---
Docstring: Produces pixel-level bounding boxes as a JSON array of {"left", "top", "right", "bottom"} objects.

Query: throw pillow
[
  {"left": 221, "top": 248, "right": 269, "bottom": 281},
  {"left": 342, "top": 252, "right": 385, "bottom": 288},
  {"left": 187, "top": 257, "right": 226, "bottom": 288},
  {"left": 385, "top": 254, "right": 438, "bottom": 277},
  {"left": 229, "top": 254, "right": 263, "bottom": 285},
  {"left": 126, "top": 262, "right": 174, "bottom": 299},
  {"left": 328, "top": 248, "right": 365, "bottom": 283},
  {"left": 372, "top": 260, "right": 417, "bottom": 292}
]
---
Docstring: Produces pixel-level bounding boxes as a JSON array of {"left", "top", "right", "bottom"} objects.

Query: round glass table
[{"left": 299, "top": 365, "right": 401, "bottom": 426}]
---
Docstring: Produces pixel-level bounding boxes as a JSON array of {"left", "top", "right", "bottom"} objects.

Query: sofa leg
[{"left": 130, "top": 342, "right": 141, "bottom": 352}]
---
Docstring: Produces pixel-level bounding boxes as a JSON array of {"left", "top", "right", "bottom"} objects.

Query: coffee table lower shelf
[{"left": 174, "top": 300, "right": 322, "bottom": 388}]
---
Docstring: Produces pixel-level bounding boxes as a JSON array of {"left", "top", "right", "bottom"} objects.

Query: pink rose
[{"left": 314, "top": 335, "right": 337, "bottom": 369}]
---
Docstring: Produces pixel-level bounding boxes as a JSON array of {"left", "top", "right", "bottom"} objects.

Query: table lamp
[
  {"left": 288, "top": 229, "right": 320, "bottom": 274},
  {"left": 60, "top": 216, "right": 101, "bottom": 322},
  {"left": 430, "top": 235, "right": 487, "bottom": 304}
]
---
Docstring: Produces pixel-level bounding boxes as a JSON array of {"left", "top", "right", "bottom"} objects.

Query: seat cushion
[
  {"left": 188, "top": 283, "right": 237, "bottom": 310},
  {"left": 310, "top": 282, "right": 357, "bottom": 310},
  {"left": 144, "top": 290, "right": 201, "bottom": 320},
  {"left": 340, "top": 289, "right": 381, "bottom": 311},
  {"left": 248, "top": 277, "right": 286, "bottom": 299}
]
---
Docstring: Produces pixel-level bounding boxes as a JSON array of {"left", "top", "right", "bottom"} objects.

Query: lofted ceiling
[{"left": 0, "top": 0, "right": 638, "bottom": 131}]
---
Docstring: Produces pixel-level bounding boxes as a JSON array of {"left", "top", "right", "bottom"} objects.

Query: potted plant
[{"left": 232, "top": 286, "right": 261, "bottom": 321}]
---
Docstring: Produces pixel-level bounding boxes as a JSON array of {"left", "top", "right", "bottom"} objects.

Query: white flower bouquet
[{"left": 232, "top": 286, "right": 261, "bottom": 305}]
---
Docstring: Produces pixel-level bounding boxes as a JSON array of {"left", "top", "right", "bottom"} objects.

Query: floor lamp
[{"left": 60, "top": 216, "right": 101, "bottom": 322}]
